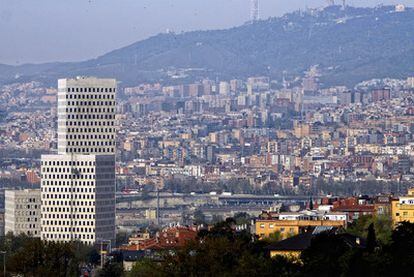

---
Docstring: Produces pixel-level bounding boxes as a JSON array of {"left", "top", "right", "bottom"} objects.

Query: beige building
[
  {"left": 5, "top": 189, "right": 41, "bottom": 237},
  {"left": 255, "top": 211, "right": 347, "bottom": 239},
  {"left": 391, "top": 188, "right": 414, "bottom": 226}
]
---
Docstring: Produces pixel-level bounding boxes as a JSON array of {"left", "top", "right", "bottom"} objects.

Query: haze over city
[{"left": 0, "top": 0, "right": 412, "bottom": 64}]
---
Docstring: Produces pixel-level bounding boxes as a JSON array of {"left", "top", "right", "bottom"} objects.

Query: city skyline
[
  {"left": 1, "top": 1, "right": 414, "bottom": 275},
  {"left": 0, "top": 0, "right": 412, "bottom": 64}
]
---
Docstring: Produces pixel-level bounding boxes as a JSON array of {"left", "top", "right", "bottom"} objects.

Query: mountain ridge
[{"left": 1, "top": 5, "right": 413, "bottom": 87}]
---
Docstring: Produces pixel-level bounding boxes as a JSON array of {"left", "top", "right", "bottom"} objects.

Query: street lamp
[
  {"left": 0, "top": 251, "right": 6, "bottom": 277},
  {"left": 98, "top": 240, "right": 112, "bottom": 268}
]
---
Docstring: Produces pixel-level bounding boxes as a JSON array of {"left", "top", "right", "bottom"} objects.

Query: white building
[
  {"left": 278, "top": 210, "right": 347, "bottom": 222},
  {"left": 5, "top": 189, "right": 41, "bottom": 237},
  {"left": 407, "top": 77, "right": 414, "bottom": 88},
  {"left": 41, "top": 77, "right": 116, "bottom": 245},
  {"left": 57, "top": 77, "right": 116, "bottom": 155},
  {"left": 219, "top": 81, "right": 230, "bottom": 96}
]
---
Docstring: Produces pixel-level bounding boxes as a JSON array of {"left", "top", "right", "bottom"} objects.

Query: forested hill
[{"left": 1, "top": 5, "right": 414, "bottom": 87}]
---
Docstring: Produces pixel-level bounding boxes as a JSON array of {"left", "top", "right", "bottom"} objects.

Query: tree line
[
  {"left": 0, "top": 233, "right": 99, "bottom": 276},
  {"left": 127, "top": 217, "right": 414, "bottom": 276},
  {"left": 2, "top": 215, "right": 414, "bottom": 276},
  {"left": 162, "top": 176, "right": 412, "bottom": 196}
]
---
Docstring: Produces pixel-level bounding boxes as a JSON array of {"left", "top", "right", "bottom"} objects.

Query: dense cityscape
[{"left": 1, "top": 1, "right": 414, "bottom": 276}]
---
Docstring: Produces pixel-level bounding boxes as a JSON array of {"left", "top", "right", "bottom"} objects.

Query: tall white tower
[
  {"left": 57, "top": 77, "right": 116, "bottom": 155},
  {"left": 41, "top": 77, "right": 116, "bottom": 245},
  {"left": 250, "top": 0, "right": 259, "bottom": 22}
]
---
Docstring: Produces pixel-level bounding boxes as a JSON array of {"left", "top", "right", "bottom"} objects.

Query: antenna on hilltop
[{"left": 250, "top": 0, "right": 259, "bottom": 22}]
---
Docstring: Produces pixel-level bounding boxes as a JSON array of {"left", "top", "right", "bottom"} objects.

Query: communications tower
[{"left": 250, "top": 0, "right": 259, "bottom": 22}]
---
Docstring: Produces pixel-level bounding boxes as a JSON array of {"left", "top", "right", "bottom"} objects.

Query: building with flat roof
[
  {"left": 391, "top": 188, "right": 414, "bottom": 226},
  {"left": 5, "top": 189, "right": 41, "bottom": 237},
  {"left": 255, "top": 210, "right": 347, "bottom": 239},
  {"left": 41, "top": 77, "right": 116, "bottom": 245}
]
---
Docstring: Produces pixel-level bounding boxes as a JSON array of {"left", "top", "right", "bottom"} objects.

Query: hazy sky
[{"left": 0, "top": 0, "right": 411, "bottom": 64}]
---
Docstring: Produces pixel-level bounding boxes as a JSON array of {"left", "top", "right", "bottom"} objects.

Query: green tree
[
  {"left": 6, "top": 239, "right": 80, "bottom": 276},
  {"left": 301, "top": 233, "right": 350, "bottom": 276},
  {"left": 0, "top": 234, "right": 98, "bottom": 277},
  {"left": 211, "top": 214, "right": 224, "bottom": 224},
  {"left": 366, "top": 223, "right": 377, "bottom": 253},
  {"left": 96, "top": 261, "right": 124, "bottom": 277},
  {"left": 86, "top": 247, "right": 101, "bottom": 265},
  {"left": 130, "top": 218, "right": 298, "bottom": 276},
  {"left": 388, "top": 221, "right": 414, "bottom": 275},
  {"left": 374, "top": 215, "right": 393, "bottom": 244},
  {"left": 116, "top": 231, "right": 130, "bottom": 247},
  {"left": 193, "top": 209, "right": 206, "bottom": 225},
  {"left": 347, "top": 215, "right": 392, "bottom": 245},
  {"left": 233, "top": 212, "right": 251, "bottom": 225},
  {"left": 128, "top": 259, "right": 165, "bottom": 277},
  {"left": 263, "top": 231, "right": 282, "bottom": 243}
]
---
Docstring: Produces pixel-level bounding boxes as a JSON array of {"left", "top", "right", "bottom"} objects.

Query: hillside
[{"left": 1, "top": 5, "right": 413, "bottom": 87}]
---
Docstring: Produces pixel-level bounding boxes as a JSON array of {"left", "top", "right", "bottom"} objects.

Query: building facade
[
  {"left": 56, "top": 77, "right": 116, "bottom": 155},
  {"left": 391, "top": 188, "right": 414, "bottom": 226},
  {"left": 255, "top": 211, "right": 347, "bottom": 239},
  {"left": 41, "top": 77, "right": 116, "bottom": 245},
  {"left": 5, "top": 189, "right": 41, "bottom": 237}
]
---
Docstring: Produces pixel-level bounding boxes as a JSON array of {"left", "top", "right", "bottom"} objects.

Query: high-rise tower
[
  {"left": 41, "top": 77, "right": 116, "bottom": 245},
  {"left": 250, "top": 0, "right": 259, "bottom": 22},
  {"left": 57, "top": 77, "right": 116, "bottom": 155}
]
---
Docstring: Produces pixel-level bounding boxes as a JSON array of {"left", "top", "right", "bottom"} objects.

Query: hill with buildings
[{"left": 0, "top": 5, "right": 413, "bottom": 87}]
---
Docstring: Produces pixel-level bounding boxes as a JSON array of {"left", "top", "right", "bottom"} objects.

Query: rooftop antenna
[
  {"left": 326, "top": 0, "right": 335, "bottom": 6},
  {"left": 250, "top": 0, "right": 259, "bottom": 22}
]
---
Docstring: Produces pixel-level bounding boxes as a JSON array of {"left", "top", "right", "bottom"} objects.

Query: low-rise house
[
  {"left": 266, "top": 226, "right": 365, "bottom": 260},
  {"left": 120, "top": 226, "right": 198, "bottom": 251},
  {"left": 391, "top": 188, "right": 414, "bottom": 225},
  {"left": 255, "top": 210, "right": 347, "bottom": 239}
]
